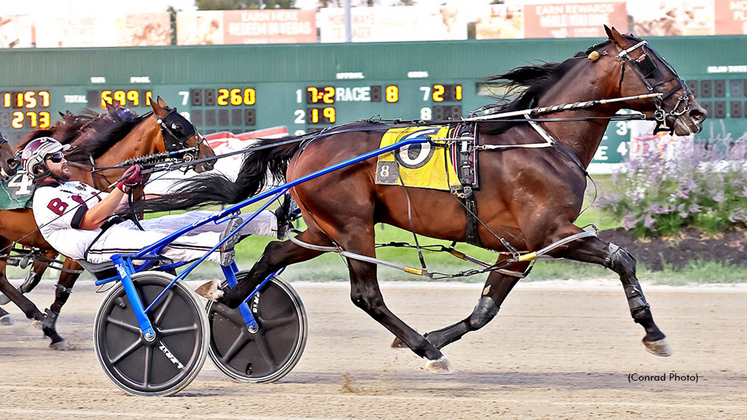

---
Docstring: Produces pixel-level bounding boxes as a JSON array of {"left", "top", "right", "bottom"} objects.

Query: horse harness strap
[
  {"left": 447, "top": 124, "right": 482, "bottom": 247},
  {"left": 473, "top": 113, "right": 588, "bottom": 177},
  {"left": 524, "top": 114, "right": 589, "bottom": 177}
]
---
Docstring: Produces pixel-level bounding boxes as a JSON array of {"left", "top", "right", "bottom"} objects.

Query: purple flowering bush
[{"left": 597, "top": 137, "right": 747, "bottom": 238}]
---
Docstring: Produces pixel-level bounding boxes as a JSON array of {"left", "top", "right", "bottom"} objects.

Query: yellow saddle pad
[{"left": 375, "top": 126, "right": 460, "bottom": 191}]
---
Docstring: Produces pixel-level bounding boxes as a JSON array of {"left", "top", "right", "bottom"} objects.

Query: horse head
[
  {"left": 597, "top": 26, "right": 706, "bottom": 136},
  {"left": 0, "top": 132, "right": 20, "bottom": 177},
  {"left": 151, "top": 96, "right": 215, "bottom": 173}
]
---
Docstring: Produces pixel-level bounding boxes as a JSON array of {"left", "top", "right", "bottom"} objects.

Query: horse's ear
[
  {"left": 157, "top": 96, "right": 167, "bottom": 107},
  {"left": 605, "top": 25, "right": 626, "bottom": 48},
  {"left": 604, "top": 25, "right": 613, "bottom": 39},
  {"left": 151, "top": 96, "right": 164, "bottom": 115}
]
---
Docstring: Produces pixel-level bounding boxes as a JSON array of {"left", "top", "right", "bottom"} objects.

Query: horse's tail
[{"left": 135, "top": 136, "right": 303, "bottom": 213}]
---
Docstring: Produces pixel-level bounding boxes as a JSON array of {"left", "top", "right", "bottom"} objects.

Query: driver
[{"left": 22, "top": 137, "right": 286, "bottom": 266}]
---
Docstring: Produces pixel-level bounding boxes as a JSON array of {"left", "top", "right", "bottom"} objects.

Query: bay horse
[
  {"left": 142, "top": 27, "right": 706, "bottom": 372},
  {"left": 0, "top": 97, "right": 214, "bottom": 349}
]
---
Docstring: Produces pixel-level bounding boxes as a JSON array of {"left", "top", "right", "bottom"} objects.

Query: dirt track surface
[{"left": 1, "top": 279, "right": 746, "bottom": 419}]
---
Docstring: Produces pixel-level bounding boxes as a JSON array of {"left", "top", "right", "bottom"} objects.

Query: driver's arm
[
  {"left": 77, "top": 189, "right": 129, "bottom": 230},
  {"left": 77, "top": 164, "right": 142, "bottom": 230}
]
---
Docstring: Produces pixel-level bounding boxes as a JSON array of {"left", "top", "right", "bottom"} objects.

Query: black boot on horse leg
[
  {"left": 558, "top": 236, "right": 671, "bottom": 357},
  {"left": 417, "top": 262, "right": 527, "bottom": 350},
  {"left": 605, "top": 243, "right": 671, "bottom": 356},
  {"left": 40, "top": 282, "right": 74, "bottom": 350},
  {"left": 39, "top": 307, "right": 66, "bottom": 350},
  {"left": 19, "top": 250, "right": 58, "bottom": 294}
]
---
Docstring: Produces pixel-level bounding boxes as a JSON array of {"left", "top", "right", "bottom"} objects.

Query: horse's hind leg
[
  {"left": 556, "top": 235, "right": 671, "bottom": 356},
  {"left": 339, "top": 225, "right": 450, "bottom": 373},
  {"left": 419, "top": 257, "right": 530, "bottom": 350},
  {"left": 38, "top": 259, "right": 82, "bottom": 350},
  {"left": 204, "top": 231, "right": 327, "bottom": 307}
]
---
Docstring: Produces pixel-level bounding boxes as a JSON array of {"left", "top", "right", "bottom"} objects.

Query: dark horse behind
[
  {"left": 0, "top": 98, "right": 214, "bottom": 348},
  {"left": 140, "top": 27, "right": 705, "bottom": 373}
]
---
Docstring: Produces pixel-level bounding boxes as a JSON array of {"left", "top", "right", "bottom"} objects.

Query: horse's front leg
[
  {"left": 556, "top": 235, "right": 671, "bottom": 357},
  {"left": 419, "top": 257, "right": 530, "bottom": 350}
]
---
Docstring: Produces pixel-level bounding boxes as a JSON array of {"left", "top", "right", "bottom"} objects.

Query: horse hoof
[
  {"left": 0, "top": 314, "right": 14, "bottom": 326},
  {"left": 425, "top": 356, "right": 452, "bottom": 374},
  {"left": 50, "top": 339, "right": 70, "bottom": 351},
  {"left": 195, "top": 279, "right": 223, "bottom": 301},
  {"left": 643, "top": 338, "right": 673, "bottom": 357},
  {"left": 391, "top": 337, "right": 408, "bottom": 348}
]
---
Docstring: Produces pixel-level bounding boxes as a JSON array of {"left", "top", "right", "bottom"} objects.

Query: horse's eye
[
  {"left": 636, "top": 54, "right": 656, "bottom": 78},
  {"left": 170, "top": 122, "right": 185, "bottom": 136}
]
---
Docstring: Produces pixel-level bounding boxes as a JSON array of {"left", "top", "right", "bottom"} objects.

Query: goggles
[{"left": 46, "top": 152, "right": 65, "bottom": 163}]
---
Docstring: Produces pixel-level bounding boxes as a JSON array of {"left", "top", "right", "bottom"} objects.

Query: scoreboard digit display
[
  {"left": 1, "top": 90, "right": 52, "bottom": 130},
  {"left": 1, "top": 36, "right": 744, "bottom": 172}
]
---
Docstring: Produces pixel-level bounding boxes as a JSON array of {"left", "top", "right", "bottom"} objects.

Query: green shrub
[{"left": 597, "top": 138, "right": 747, "bottom": 237}]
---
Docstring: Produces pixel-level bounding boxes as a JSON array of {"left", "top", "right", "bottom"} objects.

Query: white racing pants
[{"left": 85, "top": 210, "right": 277, "bottom": 264}]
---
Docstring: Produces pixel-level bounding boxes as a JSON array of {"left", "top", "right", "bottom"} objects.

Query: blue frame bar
[{"left": 111, "top": 254, "right": 156, "bottom": 340}]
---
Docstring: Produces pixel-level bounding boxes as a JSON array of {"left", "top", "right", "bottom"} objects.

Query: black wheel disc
[
  {"left": 207, "top": 274, "right": 307, "bottom": 383},
  {"left": 93, "top": 272, "right": 208, "bottom": 396}
]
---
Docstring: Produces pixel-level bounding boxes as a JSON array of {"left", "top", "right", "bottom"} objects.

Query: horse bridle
[
  {"left": 77, "top": 108, "right": 206, "bottom": 190},
  {"left": 614, "top": 39, "right": 692, "bottom": 134},
  {"left": 156, "top": 107, "right": 206, "bottom": 162}
]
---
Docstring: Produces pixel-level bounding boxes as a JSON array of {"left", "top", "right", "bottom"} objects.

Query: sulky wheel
[
  {"left": 206, "top": 274, "right": 307, "bottom": 383},
  {"left": 93, "top": 272, "right": 209, "bottom": 396}
]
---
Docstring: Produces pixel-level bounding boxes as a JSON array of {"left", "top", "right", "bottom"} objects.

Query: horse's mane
[
  {"left": 64, "top": 110, "right": 149, "bottom": 163},
  {"left": 17, "top": 107, "right": 149, "bottom": 163},
  {"left": 18, "top": 110, "right": 101, "bottom": 149},
  {"left": 476, "top": 42, "right": 612, "bottom": 135}
]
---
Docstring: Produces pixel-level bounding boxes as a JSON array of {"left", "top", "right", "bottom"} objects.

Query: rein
[
  {"left": 462, "top": 92, "right": 662, "bottom": 122},
  {"left": 132, "top": 92, "right": 661, "bottom": 179}
]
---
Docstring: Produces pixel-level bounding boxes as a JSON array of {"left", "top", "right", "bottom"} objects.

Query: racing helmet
[{"left": 20, "top": 137, "right": 70, "bottom": 180}]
